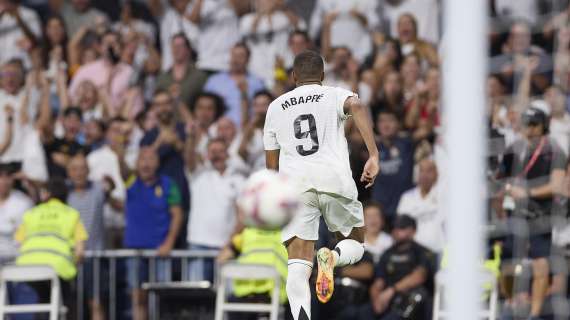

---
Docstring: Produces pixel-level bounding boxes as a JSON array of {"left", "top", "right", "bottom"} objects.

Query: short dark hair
[
  {"left": 193, "top": 92, "right": 227, "bottom": 120},
  {"left": 207, "top": 137, "right": 227, "bottom": 148},
  {"left": 289, "top": 30, "right": 310, "bottom": 43},
  {"left": 293, "top": 50, "right": 324, "bottom": 82},
  {"left": 63, "top": 107, "right": 83, "bottom": 119},
  {"left": 253, "top": 90, "right": 274, "bottom": 101},
  {"left": 46, "top": 177, "right": 69, "bottom": 202}
]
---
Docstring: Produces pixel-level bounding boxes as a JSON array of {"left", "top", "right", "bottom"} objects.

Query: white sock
[
  {"left": 286, "top": 259, "right": 313, "bottom": 320},
  {"left": 332, "top": 239, "right": 365, "bottom": 267}
]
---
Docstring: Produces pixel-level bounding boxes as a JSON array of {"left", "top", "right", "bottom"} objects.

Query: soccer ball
[{"left": 238, "top": 170, "right": 300, "bottom": 230}]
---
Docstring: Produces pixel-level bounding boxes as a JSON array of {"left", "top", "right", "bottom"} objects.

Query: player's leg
[
  {"left": 316, "top": 193, "right": 365, "bottom": 303},
  {"left": 285, "top": 237, "right": 315, "bottom": 320}
]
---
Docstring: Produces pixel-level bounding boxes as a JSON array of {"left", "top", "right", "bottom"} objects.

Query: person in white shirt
[
  {"left": 309, "top": 0, "right": 378, "bottom": 63},
  {"left": 382, "top": 0, "right": 440, "bottom": 45},
  {"left": 546, "top": 85, "right": 570, "bottom": 156},
  {"left": 0, "top": 0, "right": 42, "bottom": 66},
  {"left": 186, "top": 0, "right": 243, "bottom": 72},
  {"left": 0, "top": 164, "right": 33, "bottom": 264},
  {"left": 239, "top": 0, "right": 306, "bottom": 87},
  {"left": 363, "top": 201, "right": 393, "bottom": 264},
  {"left": 185, "top": 135, "right": 245, "bottom": 282},
  {"left": 396, "top": 157, "right": 444, "bottom": 253},
  {"left": 263, "top": 50, "right": 379, "bottom": 319}
]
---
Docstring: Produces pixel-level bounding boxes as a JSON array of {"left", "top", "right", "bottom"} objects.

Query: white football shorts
[{"left": 281, "top": 189, "right": 364, "bottom": 243}]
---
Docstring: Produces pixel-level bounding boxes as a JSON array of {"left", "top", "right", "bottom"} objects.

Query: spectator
[
  {"left": 66, "top": 154, "right": 107, "bottom": 320},
  {"left": 404, "top": 67, "right": 440, "bottom": 142},
  {"left": 322, "top": 47, "right": 363, "bottom": 99},
  {"left": 42, "top": 107, "right": 85, "bottom": 178},
  {"left": 499, "top": 106, "right": 567, "bottom": 319},
  {"left": 236, "top": 90, "right": 272, "bottom": 173},
  {"left": 283, "top": 30, "right": 313, "bottom": 70},
  {"left": 140, "top": 90, "right": 190, "bottom": 214},
  {"left": 14, "top": 177, "right": 88, "bottom": 314},
  {"left": 149, "top": 0, "right": 198, "bottom": 71},
  {"left": 155, "top": 33, "right": 208, "bottom": 121},
  {"left": 400, "top": 53, "right": 423, "bottom": 104},
  {"left": 41, "top": 15, "right": 71, "bottom": 114},
  {"left": 124, "top": 147, "right": 183, "bottom": 320},
  {"left": 0, "top": 0, "right": 41, "bottom": 66},
  {"left": 371, "top": 70, "right": 405, "bottom": 124},
  {"left": 363, "top": 201, "right": 393, "bottom": 264},
  {"left": 68, "top": 30, "right": 142, "bottom": 119},
  {"left": 396, "top": 158, "right": 443, "bottom": 253},
  {"left": 60, "top": 0, "right": 109, "bottom": 38},
  {"left": 371, "top": 110, "right": 414, "bottom": 224},
  {"left": 546, "top": 85, "right": 570, "bottom": 156},
  {"left": 394, "top": 14, "right": 438, "bottom": 67},
  {"left": 0, "top": 164, "right": 32, "bottom": 265},
  {"left": 553, "top": 25, "right": 570, "bottom": 92},
  {"left": 83, "top": 119, "right": 105, "bottom": 152},
  {"left": 239, "top": 0, "right": 306, "bottom": 87},
  {"left": 112, "top": 0, "right": 157, "bottom": 46},
  {"left": 204, "top": 43, "right": 265, "bottom": 126},
  {"left": 382, "top": 0, "right": 440, "bottom": 45},
  {"left": 185, "top": 136, "right": 245, "bottom": 281},
  {"left": 309, "top": 0, "right": 379, "bottom": 63},
  {"left": 189, "top": 92, "right": 226, "bottom": 156},
  {"left": 186, "top": 0, "right": 245, "bottom": 73}
]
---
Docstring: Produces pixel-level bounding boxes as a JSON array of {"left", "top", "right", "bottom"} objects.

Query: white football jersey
[{"left": 263, "top": 84, "right": 358, "bottom": 199}]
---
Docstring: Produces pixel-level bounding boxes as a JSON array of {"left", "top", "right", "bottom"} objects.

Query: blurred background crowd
[{"left": 3, "top": 0, "right": 570, "bottom": 319}]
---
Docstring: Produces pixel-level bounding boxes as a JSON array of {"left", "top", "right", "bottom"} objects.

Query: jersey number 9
[{"left": 294, "top": 114, "right": 319, "bottom": 156}]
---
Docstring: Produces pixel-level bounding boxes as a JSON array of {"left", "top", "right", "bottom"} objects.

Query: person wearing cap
[
  {"left": 498, "top": 106, "right": 567, "bottom": 319},
  {"left": 339, "top": 215, "right": 435, "bottom": 320}
]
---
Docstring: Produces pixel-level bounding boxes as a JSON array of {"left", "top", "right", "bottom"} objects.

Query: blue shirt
[
  {"left": 124, "top": 175, "right": 181, "bottom": 248},
  {"left": 203, "top": 72, "right": 265, "bottom": 125},
  {"left": 140, "top": 123, "right": 189, "bottom": 211},
  {"left": 371, "top": 136, "right": 415, "bottom": 219}
]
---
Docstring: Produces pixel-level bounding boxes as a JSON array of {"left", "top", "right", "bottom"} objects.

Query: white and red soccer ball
[{"left": 237, "top": 170, "right": 300, "bottom": 230}]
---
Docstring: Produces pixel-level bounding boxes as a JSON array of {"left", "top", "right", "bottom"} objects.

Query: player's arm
[
  {"left": 265, "top": 150, "right": 280, "bottom": 171},
  {"left": 344, "top": 96, "right": 380, "bottom": 188}
]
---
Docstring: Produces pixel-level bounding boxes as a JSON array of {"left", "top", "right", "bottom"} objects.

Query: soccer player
[{"left": 263, "top": 50, "right": 380, "bottom": 320}]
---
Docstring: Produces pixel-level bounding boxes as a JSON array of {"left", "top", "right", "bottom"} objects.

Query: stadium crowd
[{"left": 2, "top": 0, "right": 570, "bottom": 319}]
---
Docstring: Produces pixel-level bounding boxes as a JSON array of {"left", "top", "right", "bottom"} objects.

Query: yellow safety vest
[
  {"left": 233, "top": 228, "right": 289, "bottom": 303},
  {"left": 16, "top": 199, "right": 82, "bottom": 280}
]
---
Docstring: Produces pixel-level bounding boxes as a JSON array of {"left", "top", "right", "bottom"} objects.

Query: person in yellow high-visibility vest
[
  {"left": 217, "top": 227, "right": 288, "bottom": 320},
  {"left": 13, "top": 177, "right": 88, "bottom": 314}
]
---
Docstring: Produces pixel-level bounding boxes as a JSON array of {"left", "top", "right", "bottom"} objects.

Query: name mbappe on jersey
[{"left": 281, "top": 94, "right": 325, "bottom": 110}]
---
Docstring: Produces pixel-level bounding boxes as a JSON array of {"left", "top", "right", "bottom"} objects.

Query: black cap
[
  {"left": 393, "top": 214, "right": 417, "bottom": 230},
  {"left": 0, "top": 163, "right": 12, "bottom": 175},
  {"left": 522, "top": 107, "right": 548, "bottom": 127}
]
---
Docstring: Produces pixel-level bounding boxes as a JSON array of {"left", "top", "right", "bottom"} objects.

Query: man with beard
[{"left": 140, "top": 90, "right": 189, "bottom": 240}]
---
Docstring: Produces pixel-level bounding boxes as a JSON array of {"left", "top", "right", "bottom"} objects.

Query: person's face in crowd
[
  {"left": 252, "top": 94, "right": 271, "bottom": 117},
  {"left": 425, "top": 68, "right": 440, "bottom": 97},
  {"left": 392, "top": 226, "right": 415, "bottom": 243},
  {"left": 523, "top": 121, "right": 545, "bottom": 140},
  {"left": 545, "top": 86, "right": 566, "bottom": 116},
  {"left": 360, "top": 70, "right": 378, "bottom": 93},
  {"left": 172, "top": 36, "right": 190, "bottom": 64},
  {"left": 77, "top": 80, "right": 98, "bottom": 109},
  {"left": 46, "top": 17, "right": 66, "bottom": 46},
  {"left": 289, "top": 33, "right": 310, "bottom": 56},
  {"left": 364, "top": 206, "right": 384, "bottom": 236},
  {"left": 377, "top": 113, "right": 399, "bottom": 139},
  {"left": 81, "top": 48, "right": 99, "bottom": 65},
  {"left": 207, "top": 140, "right": 229, "bottom": 170},
  {"left": 255, "top": 0, "right": 277, "bottom": 14},
  {"left": 107, "top": 120, "right": 126, "bottom": 149},
  {"left": 400, "top": 55, "right": 420, "bottom": 83},
  {"left": 71, "top": 0, "right": 91, "bottom": 12},
  {"left": 194, "top": 96, "right": 217, "bottom": 127},
  {"left": 63, "top": 113, "right": 82, "bottom": 140},
  {"left": 397, "top": 14, "right": 417, "bottom": 43},
  {"left": 121, "top": 31, "right": 139, "bottom": 62},
  {"left": 84, "top": 120, "right": 104, "bottom": 146},
  {"left": 101, "top": 33, "right": 122, "bottom": 63},
  {"left": 383, "top": 71, "right": 402, "bottom": 98},
  {"left": 0, "top": 172, "right": 13, "bottom": 199},
  {"left": 418, "top": 159, "right": 438, "bottom": 192},
  {"left": 1, "top": 63, "right": 24, "bottom": 95},
  {"left": 152, "top": 92, "right": 175, "bottom": 125},
  {"left": 487, "top": 76, "right": 505, "bottom": 100},
  {"left": 137, "top": 148, "right": 159, "bottom": 182},
  {"left": 170, "top": 0, "right": 190, "bottom": 13},
  {"left": 331, "top": 47, "right": 351, "bottom": 72},
  {"left": 509, "top": 23, "right": 531, "bottom": 54},
  {"left": 216, "top": 117, "right": 237, "bottom": 145},
  {"left": 229, "top": 46, "right": 249, "bottom": 73},
  {"left": 67, "top": 155, "right": 89, "bottom": 189}
]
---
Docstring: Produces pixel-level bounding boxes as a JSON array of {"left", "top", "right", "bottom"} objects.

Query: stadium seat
[
  {"left": 215, "top": 263, "right": 281, "bottom": 320},
  {"left": 0, "top": 265, "right": 65, "bottom": 320}
]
